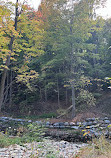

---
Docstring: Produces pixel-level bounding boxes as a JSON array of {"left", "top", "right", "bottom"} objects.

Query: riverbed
[{"left": 0, "top": 138, "right": 87, "bottom": 158}]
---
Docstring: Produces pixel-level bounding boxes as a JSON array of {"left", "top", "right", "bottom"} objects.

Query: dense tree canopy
[{"left": 0, "top": 0, "right": 110, "bottom": 118}]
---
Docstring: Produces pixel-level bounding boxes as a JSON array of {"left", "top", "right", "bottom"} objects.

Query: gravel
[{"left": 0, "top": 139, "right": 87, "bottom": 158}]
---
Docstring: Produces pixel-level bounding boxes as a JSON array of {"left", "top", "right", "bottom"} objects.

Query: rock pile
[
  {"left": 0, "top": 116, "right": 111, "bottom": 141},
  {"left": 44, "top": 117, "right": 111, "bottom": 141},
  {"left": 0, "top": 139, "right": 87, "bottom": 158}
]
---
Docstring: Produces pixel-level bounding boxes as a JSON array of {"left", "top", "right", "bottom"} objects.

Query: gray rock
[
  {"left": 28, "top": 120, "right": 32, "bottom": 123},
  {"left": 88, "top": 125, "right": 95, "bottom": 129},
  {"left": 46, "top": 122, "right": 50, "bottom": 125},
  {"left": 53, "top": 122, "right": 59, "bottom": 126},
  {"left": 93, "top": 124, "right": 100, "bottom": 128},
  {"left": 99, "top": 120, "right": 104, "bottom": 124},
  {"left": 49, "top": 125, "right": 54, "bottom": 128},
  {"left": 82, "top": 122, "right": 87, "bottom": 126},
  {"left": 104, "top": 117, "right": 109, "bottom": 120},
  {"left": 1, "top": 117, "right": 9, "bottom": 120},
  {"left": 89, "top": 129, "right": 96, "bottom": 134},
  {"left": 64, "top": 122, "right": 69, "bottom": 126},
  {"left": 59, "top": 122, "right": 64, "bottom": 126},
  {"left": 45, "top": 122, "right": 50, "bottom": 127},
  {"left": 86, "top": 118, "right": 93, "bottom": 122},
  {"left": 90, "top": 118, "right": 96, "bottom": 121},
  {"left": 76, "top": 122, "right": 82, "bottom": 126},
  {"left": 70, "top": 122, "right": 75, "bottom": 126},
  {"left": 35, "top": 121, "right": 42, "bottom": 125},
  {"left": 79, "top": 126, "right": 84, "bottom": 129},
  {"left": 86, "top": 121, "right": 93, "bottom": 126},
  {"left": 59, "top": 125, "right": 65, "bottom": 129},
  {"left": 71, "top": 126, "right": 79, "bottom": 130},
  {"left": 92, "top": 121, "right": 97, "bottom": 125},
  {"left": 20, "top": 122, "right": 24, "bottom": 125},
  {"left": 104, "top": 120, "right": 110, "bottom": 124},
  {"left": 104, "top": 131, "right": 109, "bottom": 138},
  {"left": 101, "top": 124, "right": 107, "bottom": 127},
  {"left": 65, "top": 126, "right": 71, "bottom": 128},
  {"left": 109, "top": 132, "right": 111, "bottom": 138},
  {"left": 99, "top": 127, "right": 106, "bottom": 130},
  {"left": 94, "top": 132, "right": 102, "bottom": 137}
]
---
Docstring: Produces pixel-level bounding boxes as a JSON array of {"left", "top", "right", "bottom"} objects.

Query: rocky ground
[{"left": 0, "top": 138, "right": 87, "bottom": 158}]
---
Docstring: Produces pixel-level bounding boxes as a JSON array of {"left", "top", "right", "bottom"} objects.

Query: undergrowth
[
  {"left": 0, "top": 123, "right": 46, "bottom": 148},
  {"left": 77, "top": 136, "right": 111, "bottom": 158}
]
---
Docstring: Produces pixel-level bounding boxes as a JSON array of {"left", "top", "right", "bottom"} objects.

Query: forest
[{"left": 0, "top": 0, "right": 111, "bottom": 119}]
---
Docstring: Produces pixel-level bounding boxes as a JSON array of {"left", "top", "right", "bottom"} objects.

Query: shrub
[
  {"left": 78, "top": 136, "right": 111, "bottom": 158},
  {"left": 23, "top": 123, "right": 46, "bottom": 142},
  {"left": 77, "top": 89, "right": 96, "bottom": 110}
]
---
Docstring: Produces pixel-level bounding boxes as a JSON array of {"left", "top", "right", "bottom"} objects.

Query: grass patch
[
  {"left": 15, "top": 112, "right": 57, "bottom": 120},
  {"left": 0, "top": 123, "right": 46, "bottom": 148},
  {"left": 0, "top": 133, "right": 26, "bottom": 148},
  {"left": 77, "top": 136, "right": 111, "bottom": 158}
]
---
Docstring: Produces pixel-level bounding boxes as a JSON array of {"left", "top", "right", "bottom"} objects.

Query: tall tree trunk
[
  {"left": 70, "top": 1, "right": 76, "bottom": 118},
  {"left": 70, "top": 43, "right": 76, "bottom": 118},
  {"left": 3, "top": 71, "right": 9, "bottom": 106},
  {"left": 9, "top": 69, "right": 13, "bottom": 106},
  {"left": 57, "top": 77, "right": 60, "bottom": 107},
  {"left": 0, "top": 0, "right": 18, "bottom": 112},
  {"left": 0, "top": 56, "right": 10, "bottom": 111},
  {"left": 71, "top": 81, "right": 76, "bottom": 118},
  {"left": 45, "top": 80, "right": 47, "bottom": 102},
  {"left": 40, "top": 87, "right": 42, "bottom": 100},
  {"left": 65, "top": 88, "right": 68, "bottom": 106}
]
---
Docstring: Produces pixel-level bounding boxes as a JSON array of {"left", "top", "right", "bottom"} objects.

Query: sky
[
  {"left": 96, "top": 0, "right": 111, "bottom": 19},
  {"left": 3, "top": 0, "right": 111, "bottom": 19},
  {"left": 4, "top": 0, "right": 41, "bottom": 10}
]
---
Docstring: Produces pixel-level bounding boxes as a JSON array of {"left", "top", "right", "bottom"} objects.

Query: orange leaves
[{"left": 0, "top": 2, "right": 45, "bottom": 90}]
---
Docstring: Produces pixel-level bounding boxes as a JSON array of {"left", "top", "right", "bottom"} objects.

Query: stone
[
  {"left": 94, "top": 132, "right": 102, "bottom": 137},
  {"left": 82, "top": 122, "right": 87, "bottom": 126},
  {"left": 49, "top": 125, "right": 54, "bottom": 128},
  {"left": 76, "top": 122, "right": 82, "bottom": 126},
  {"left": 104, "top": 131, "right": 109, "bottom": 138},
  {"left": 92, "top": 121, "right": 97, "bottom": 125},
  {"left": 86, "top": 121, "right": 93, "bottom": 126},
  {"left": 53, "top": 122, "right": 59, "bottom": 126},
  {"left": 71, "top": 126, "right": 79, "bottom": 130},
  {"left": 104, "top": 117, "right": 109, "bottom": 120},
  {"left": 64, "top": 122, "right": 69, "bottom": 126},
  {"left": 99, "top": 120, "right": 104, "bottom": 124},
  {"left": 45, "top": 122, "right": 50, "bottom": 127},
  {"left": 79, "top": 126, "right": 84, "bottom": 129},
  {"left": 35, "top": 121, "right": 42, "bottom": 125},
  {"left": 99, "top": 127, "right": 106, "bottom": 130},
  {"left": 109, "top": 132, "right": 111, "bottom": 139},
  {"left": 28, "top": 120, "right": 32, "bottom": 123},
  {"left": 59, "top": 122, "right": 65, "bottom": 126},
  {"left": 93, "top": 124, "right": 100, "bottom": 128},
  {"left": 89, "top": 129, "right": 96, "bottom": 134},
  {"left": 69, "top": 122, "right": 75, "bottom": 126},
  {"left": 59, "top": 126, "right": 65, "bottom": 129},
  {"left": 1, "top": 117, "right": 9, "bottom": 120},
  {"left": 100, "top": 124, "right": 107, "bottom": 127},
  {"left": 46, "top": 122, "right": 50, "bottom": 125},
  {"left": 86, "top": 118, "right": 93, "bottom": 122},
  {"left": 90, "top": 118, "right": 96, "bottom": 121},
  {"left": 65, "top": 126, "right": 71, "bottom": 128},
  {"left": 20, "top": 122, "right": 24, "bottom": 125},
  {"left": 104, "top": 120, "right": 110, "bottom": 124}
]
